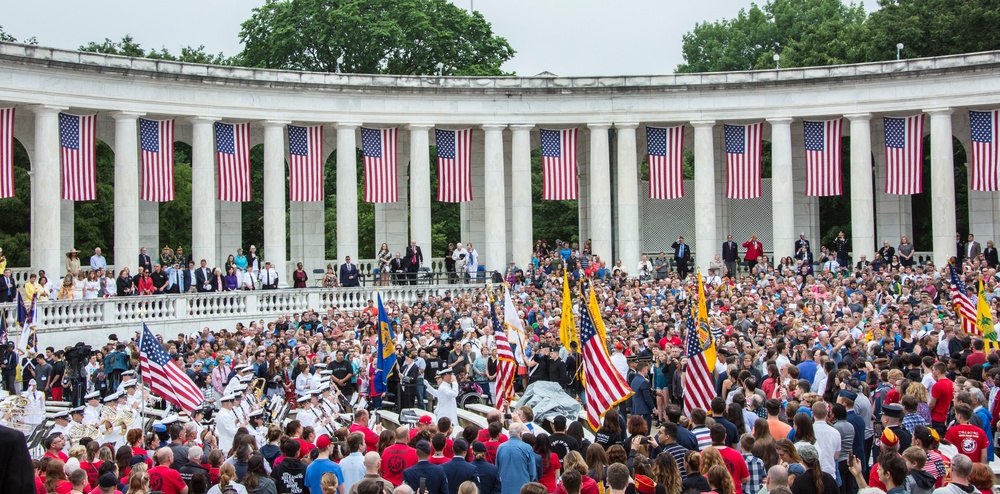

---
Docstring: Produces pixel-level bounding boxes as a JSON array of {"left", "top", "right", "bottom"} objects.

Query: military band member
[
  {"left": 83, "top": 391, "right": 103, "bottom": 426},
  {"left": 248, "top": 409, "right": 266, "bottom": 447},
  {"left": 296, "top": 395, "right": 317, "bottom": 429},
  {"left": 115, "top": 370, "right": 136, "bottom": 394},
  {"left": 50, "top": 411, "right": 71, "bottom": 451},
  {"left": 100, "top": 392, "right": 124, "bottom": 447},
  {"left": 216, "top": 393, "right": 239, "bottom": 454},
  {"left": 23, "top": 379, "right": 45, "bottom": 427},
  {"left": 310, "top": 364, "right": 327, "bottom": 391}
]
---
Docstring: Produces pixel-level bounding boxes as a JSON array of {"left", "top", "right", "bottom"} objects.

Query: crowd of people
[{"left": 3, "top": 232, "right": 1000, "bottom": 494}]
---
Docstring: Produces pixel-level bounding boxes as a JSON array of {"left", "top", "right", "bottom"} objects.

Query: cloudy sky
[{"left": 2, "top": 0, "right": 872, "bottom": 76}]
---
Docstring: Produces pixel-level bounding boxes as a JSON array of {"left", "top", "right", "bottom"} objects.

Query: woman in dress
[
  {"left": 248, "top": 245, "right": 261, "bottom": 287},
  {"left": 897, "top": 236, "right": 914, "bottom": 267},
  {"left": 225, "top": 255, "right": 236, "bottom": 274},
  {"left": 117, "top": 268, "right": 135, "bottom": 296},
  {"left": 293, "top": 263, "right": 308, "bottom": 289},
  {"left": 137, "top": 270, "right": 154, "bottom": 295},
  {"left": 58, "top": 274, "right": 76, "bottom": 300},
  {"left": 322, "top": 265, "right": 338, "bottom": 288},
  {"left": 66, "top": 249, "right": 81, "bottom": 276},
  {"left": 378, "top": 243, "right": 392, "bottom": 286},
  {"left": 83, "top": 270, "right": 100, "bottom": 299},
  {"left": 984, "top": 240, "right": 999, "bottom": 268},
  {"left": 225, "top": 267, "right": 240, "bottom": 291}
]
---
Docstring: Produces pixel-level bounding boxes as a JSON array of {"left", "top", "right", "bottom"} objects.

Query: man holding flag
[
  {"left": 489, "top": 293, "right": 517, "bottom": 411},
  {"left": 374, "top": 292, "right": 397, "bottom": 410},
  {"left": 683, "top": 271, "right": 717, "bottom": 416},
  {"left": 580, "top": 284, "right": 633, "bottom": 429}
]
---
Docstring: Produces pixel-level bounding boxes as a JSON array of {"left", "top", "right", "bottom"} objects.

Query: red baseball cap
[
  {"left": 418, "top": 415, "right": 434, "bottom": 425},
  {"left": 316, "top": 434, "right": 332, "bottom": 450}
]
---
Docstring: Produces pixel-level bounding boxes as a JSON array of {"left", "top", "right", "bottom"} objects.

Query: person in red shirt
[
  {"left": 475, "top": 412, "right": 509, "bottom": 444},
  {"left": 409, "top": 415, "right": 434, "bottom": 440},
  {"left": 944, "top": 404, "right": 989, "bottom": 463},
  {"left": 481, "top": 422, "right": 508, "bottom": 464},
  {"left": 965, "top": 339, "right": 988, "bottom": 368},
  {"left": 742, "top": 235, "right": 764, "bottom": 271},
  {"left": 381, "top": 426, "right": 418, "bottom": 486},
  {"left": 349, "top": 409, "right": 381, "bottom": 454},
  {"left": 148, "top": 448, "right": 189, "bottom": 494},
  {"left": 928, "top": 362, "right": 953, "bottom": 436},
  {"left": 883, "top": 369, "right": 904, "bottom": 405},
  {"left": 709, "top": 424, "right": 750, "bottom": 494},
  {"left": 43, "top": 433, "right": 69, "bottom": 463}
]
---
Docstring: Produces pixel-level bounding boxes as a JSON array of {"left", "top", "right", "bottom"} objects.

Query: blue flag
[{"left": 375, "top": 292, "right": 397, "bottom": 395}]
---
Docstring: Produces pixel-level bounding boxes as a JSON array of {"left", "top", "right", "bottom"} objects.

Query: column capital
[
  {"left": 766, "top": 117, "right": 794, "bottom": 125},
  {"left": 923, "top": 108, "right": 954, "bottom": 117},
  {"left": 509, "top": 124, "right": 535, "bottom": 132},
  {"left": 110, "top": 111, "right": 145, "bottom": 121},
  {"left": 481, "top": 124, "right": 507, "bottom": 132},
  {"left": 844, "top": 113, "right": 872, "bottom": 122},
  {"left": 261, "top": 120, "right": 291, "bottom": 128},
  {"left": 615, "top": 122, "right": 640, "bottom": 131},
  {"left": 407, "top": 123, "right": 435, "bottom": 131},
  {"left": 587, "top": 123, "right": 612, "bottom": 131},
  {"left": 335, "top": 122, "right": 362, "bottom": 131},
  {"left": 690, "top": 120, "right": 716, "bottom": 129},
  {"left": 188, "top": 116, "right": 221, "bottom": 125},
  {"left": 27, "top": 104, "right": 68, "bottom": 116}
]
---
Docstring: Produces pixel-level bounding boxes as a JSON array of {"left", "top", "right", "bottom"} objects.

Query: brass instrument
[
  {"left": 68, "top": 423, "right": 100, "bottom": 443},
  {"left": 115, "top": 409, "right": 135, "bottom": 433},
  {"left": 99, "top": 406, "right": 118, "bottom": 431},
  {"left": 1, "top": 396, "right": 30, "bottom": 408},
  {"left": 251, "top": 378, "right": 267, "bottom": 401}
]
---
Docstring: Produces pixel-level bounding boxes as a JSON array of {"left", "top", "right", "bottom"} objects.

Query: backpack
[{"left": 94, "top": 371, "right": 108, "bottom": 392}]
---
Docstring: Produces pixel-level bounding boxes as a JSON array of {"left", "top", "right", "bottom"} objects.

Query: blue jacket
[
  {"left": 403, "top": 460, "right": 449, "bottom": 494},
  {"left": 676, "top": 425, "right": 700, "bottom": 451},
  {"left": 495, "top": 438, "right": 537, "bottom": 494},
  {"left": 442, "top": 457, "right": 480, "bottom": 494},
  {"left": 631, "top": 375, "right": 655, "bottom": 415},
  {"left": 975, "top": 406, "right": 994, "bottom": 461},
  {"left": 472, "top": 458, "right": 501, "bottom": 494}
]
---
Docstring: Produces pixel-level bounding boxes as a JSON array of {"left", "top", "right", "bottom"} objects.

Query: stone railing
[
  {"left": 288, "top": 258, "right": 472, "bottom": 286},
  {"left": 1, "top": 283, "right": 485, "bottom": 348}
]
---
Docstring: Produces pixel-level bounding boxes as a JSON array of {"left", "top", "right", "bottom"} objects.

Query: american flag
[
  {"left": 139, "top": 323, "right": 204, "bottom": 412},
  {"left": 970, "top": 110, "right": 1000, "bottom": 191},
  {"left": 884, "top": 115, "right": 925, "bottom": 195},
  {"left": 646, "top": 125, "right": 685, "bottom": 199},
  {"left": 580, "top": 299, "right": 633, "bottom": 429},
  {"left": 59, "top": 113, "right": 97, "bottom": 201},
  {"left": 288, "top": 125, "right": 324, "bottom": 202},
  {"left": 362, "top": 127, "right": 398, "bottom": 203},
  {"left": 683, "top": 315, "right": 716, "bottom": 416},
  {"left": 724, "top": 123, "right": 763, "bottom": 199},
  {"left": 490, "top": 298, "right": 517, "bottom": 411},
  {"left": 215, "top": 122, "right": 251, "bottom": 202},
  {"left": 0, "top": 107, "right": 14, "bottom": 199},
  {"left": 948, "top": 263, "right": 978, "bottom": 335},
  {"left": 803, "top": 119, "right": 843, "bottom": 196},
  {"left": 540, "top": 128, "right": 578, "bottom": 200},
  {"left": 139, "top": 118, "right": 175, "bottom": 202},
  {"left": 436, "top": 128, "right": 473, "bottom": 202}
]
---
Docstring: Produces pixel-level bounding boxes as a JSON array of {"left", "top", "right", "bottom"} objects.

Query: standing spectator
[
  {"left": 721, "top": 235, "right": 739, "bottom": 278},
  {"left": 495, "top": 423, "right": 537, "bottom": 494},
  {"left": 671, "top": 237, "right": 691, "bottom": 279},
  {"left": 832, "top": 232, "right": 849, "bottom": 266},
  {"left": 0, "top": 268, "right": 16, "bottom": 303},
  {"left": 742, "top": 235, "right": 763, "bottom": 271},
  {"left": 404, "top": 240, "right": 423, "bottom": 286},
  {"left": 149, "top": 448, "right": 189, "bottom": 494},
  {"left": 794, "top": 233, "right": 810, "bottom": 260},
  {"left": 944, "top": 404, "right": 988, "bottom": 463},
  {"left": 928, "top": 362, "right": 953, "bottom": 437},
  {"left": 90, "top": 247, "right": 107, "bottom": 272},
  {"left": 272, "top": 440, "right": 307, "bottom": 494},
  {"left": 292, "top": 263, "right": 309, "bottom": 289},
  {"left": 66, "top": 248, "right": 81, "bottom": 276},
  {"left": 465, "top": 243, "right": 479, "bottom": 282},
  {"left": 340, "top": 257, "right": 360, "bottom": 287},
  {"left": 653, "top": 252, "right": 670, "bottom": 280},
  {"left": 260, "top": 262, "right": 279, "bottom": 290},
  {"left": 897, "top": 236, "right": 914, "bottom": 267},
  {"left": 305, "top": 435, "right": 344, "bottom": 494},
  {"left": 403, "top": 440, "right": 449, "bottom": 494}
]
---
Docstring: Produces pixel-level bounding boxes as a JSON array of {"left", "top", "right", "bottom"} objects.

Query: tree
[
  {"left": 238, "top": 0, "right": 515, "bottom": 75},
  {"left": 0, "top": 25, "right": 36, "bottom": 45},
  {"left": 80, "top": 35, "right": 231, "bottom": 64},
  {"left": 863, "top": 0, "right": 1000, "bottom": 62}
]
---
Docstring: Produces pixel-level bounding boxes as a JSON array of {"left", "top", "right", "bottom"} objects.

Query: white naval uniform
[
  {"left": 296, "top": 405, "right": 318, "bottom": 430},
  {"left": 216, "top": 406, "right": 238, "bottom": 454},
  {"left": 309, "top": 373, "right": 324, "bottom": 391},
  {"left": 223, "top": 377, "right": 242, "bottom": 397},
  {"left": 83, "top": 405, "right": 102, "bottom": 426},
  {"left": 423, "top": 380, "right": 459, "bottom": 428},
  {"left": 23, "top": 390, "right": 45, "bottom": 426},
  {"left": 252, "top": 425, "right": 267, "bottom": 448}
]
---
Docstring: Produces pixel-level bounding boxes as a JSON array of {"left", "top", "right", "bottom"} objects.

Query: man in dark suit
[
  {"left": 721, "top": 235, "right": 739, "bottom": 278},
  {"left": 856, "top": 254, "right": 871, "bottom": 271},
  {"left": 630, "top": 361, "right": 655, "bottom": 433},
  {"left": 470, "top": 441, "right": 501, "bottom": 494},
  {"left": 138, "top": 247, "right": 153, "bottom": 275},
  {"left": 966, "top": 233, "right": 982, "bottom": 261},
  {"left": 403, "top": 440, "right": 449, "bottom": 494},
  {"left": 671, "top": 236, "right": 691, "bottom": 279},
  {"left": 956, "top": 233, "right": 967, "bottom": 264},
  {"left": 0, "top": 423, "right": 33, "bottom": 494},
  {"left": 195, "top": 259, "right": 213, "bottom": 292},
  {"left": 0, "top": 269, "right": 16, "bottom": 303},
  {"left": 404, "top": 240, "right": 424, "bottom": 286},
  {"left": 400, "top": 352, "right": 422, "bottom": 408},
  {"left": 180, "top": 260, "right": 197, "bottom": 293},
  {"left": 340, "top": 256, "right": 360, "bottom": 287},
  {"left": 390, "top": 253, "right": 405, "bottom": 286},
  {"left": 794, "top": 233, "right": 810, "bottom": 260},
  {"left": 441, "top": 439, "right": 479, "bottom": 494}
]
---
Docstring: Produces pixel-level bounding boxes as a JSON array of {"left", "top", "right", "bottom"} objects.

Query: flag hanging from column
[
  {"left": 215, "top": 122, "right": 251, "bottom": 201},
  {"left": 883, "top": 115, "right": 925, "bottom": 195},
  {"left": 288, "top": 125, "right": 324, "bottom": 202},
  {"left": 0, "top": 107, "right": 14, "bottom": 199},
  {"left": 724, "top": 122, "right": 763, "bottom": 199},
  {"left": 435, "top": 128, "right": 473, "bottom": 202},
  {"left": 970, "top": 110, "right": 1000, "bottom": 192},
  {"left": 803, "top": 119, "right": 843, "bottom": 196},
  {"left": 139, "top": 118, "right": 175, "bottom": 202},
  {"left": 540, "top": 128, "right": 578, "bottom": 200},
  {"left": 59, "top": 112, "right": 97, "bottom": 201},
  {"left": 646, "top": 125, "right": 685, "bottom": 199},
  {"left": 362, "top": 127, "right": 398, "bottom": 202}
]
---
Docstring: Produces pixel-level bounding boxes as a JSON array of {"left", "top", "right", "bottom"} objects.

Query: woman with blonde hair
[
  {"left": 706, "top": 465, "right": 736, "bottom": 494},
  {"left": 558, "top": 451, "right": 600, "bottom": 494},
  {"left": 320, "top": 472, "right": 340, "bottom": 494},
  {"left": 128, "top": 463, "right": 150, "bottom": 494},
  {"left": 904, "top": 381, "right": 931, "bottom": 423},
  {"left": 209, "top": 463, "right": 249, "bottom": 494},
  {"left": 699, "top": 447, "right": 726, "bottom": 475},
  {"left": 458, "top": 481, "right": 479, "bottom": 494}
]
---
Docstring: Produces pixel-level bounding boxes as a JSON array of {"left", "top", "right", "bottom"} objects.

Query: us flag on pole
[
  {"left": 948, "top": 263, "right": 978, "bottom": 335},
  {"left": 683, "top": 315, "right": 716, "bottom": 416},
  {"left": 361, "top": 127, "right": 398, "bottom": 203},
  {"left": 139, "top": 118, "right": 175, "bottom": 202},
  {"left": 436, "top": 128, "right": 473, "bottom": 202},
  {"left": 970, "top": 110, "right": 1000, "bottom": 191},
  {"left": 0, "top": 107, "right": 13, "bottom": 199},
  {"left": 883, "top": 115, "right": 925, "bottom": 195},
  {"left": 215, "top": 122, "right": 251, "bottom": 202},
  {"left": 541, "top": 128, "right": 578, "bottom": 200},
  {"left": 803, "top": 119, "right": 843, "bottom": 196},
  {"left": 139, "top": 323, "right": 204, "bottom": 412},
  {"left": 580, "top": 298, "right": 633, "bottom": 429},
  {"left": 59, "top": 113, "right": 97, "bottom": 201},
  {"left": 646, "top": 125, "right": 685, "bottom": 199},
  {"left": 489, "top": 298, "right": 517, "bottom": 411},
  {"left": 288, "top": 125, "right": 324, "bottom": 202},
  {"left": 724, "top": 122, "right": 763, "bottom": 199}
]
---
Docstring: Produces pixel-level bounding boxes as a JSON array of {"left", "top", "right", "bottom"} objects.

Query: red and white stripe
[
  {"left": 542, "top": 128, "right": 578, "bottom": 200},
  {"left": 217, "top": 122, "right": 252, "bottom": 202},
  {"left": 804, "top": 118, "right": 844, "bottom": 196},
  {"left": 363, "top": 127, "right": 398, "bottom": 203},
  {"left": 648, "top": 125, "right": 685, "bottom": 199},
  {"left": 289, "top": 125, "right": 324, "bottom": 202},
  {"left": 951, "top": 285, "right": 978, "bottom": 335},
  {"left": 140, "top": 118, "right": 175, "bottom": 202},
  {"left": 140, "top": 355, "right": 204, "bottom": 414},
  {"left": 683, "top": 327, "right": 717, "bottom": 417},
  {"left": 61, "top": 113, "right": 97, "bottom": 201},
  {"left": 494, "top": 332, "right": 517, "bottom": 412},
  {"left": 0, "top": 108, "right": 14, "bottom": 199},
  {"left": 971, "top": 110, "right": 1000, "bottom": 191},
  {"left": 582, "top": 309, "right": 633, "bottom": 429},
  {"left": 437, "top": 128, "right": 473, "bottom": 202},
  {"left": 884, "top": 115, "right": 925, "bottom": 195},
  {"left": 725, "top": 122, "right": 763, "bottom": 199}
]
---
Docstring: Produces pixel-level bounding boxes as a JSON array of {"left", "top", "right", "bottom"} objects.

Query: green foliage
[
  {"left": 80, "top": 35, "right": 231, "bottom": 64},
  {"left": 428, "top": 147, "right": 460, "bottom": 255},
  {"left": 0, "top": 25, "right": 36, "bottom": 45},
  {"left": 73, "top": 141, "right": 116, "bottom": 263},
  {"left": 238, "top": 0, "right": 515, "bottom": 75},
  {"left": 322, "top": 149, "right": 376, "bottom": 259},
  {"left": 159, "top": 151, "right": 193, "bottom": 252},
  {"left": 530, "top": 148, "right": 579, "bottom": 244},
  {"left": 0, "top": 139, "right": 32, "bottom": 266},
  {"left": 863, "top": 0, "right": 1000, "bottom": 62}
]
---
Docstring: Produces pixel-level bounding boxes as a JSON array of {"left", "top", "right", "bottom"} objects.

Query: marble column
[
  {"left": 510, "top": 125, "right": 534, "bottom": 268},
  {"left": 846, "top": 114, "right": 875, "bottom": 261},
  {"left": 409, "top": 124, "right": 433, "bottom": 259},
  {"left": 692, "top": 121, "right": 717, "bottom": 274},
  {"left": 336, "top": 123, "right": 361, "bottom": 261},
  {"left": 483, "top": 124, "right": 507, "bottom": 270},
  {"left": 588, "top": 123, "right": 612, "bottom": 261},
  {"left": 769, "top": 118, "right": 795, "bottom": 261},
  {"left": 29, "top": 105, "right": 65, "bottom": 276},
  {"left": 263, "top": 121, "right": 289, "bottom": 286},
  {"left": 112, "top": 112, "right": 142, "bottom": 273},
  {"left": 190, "top": 117, "right": 219, "bottom": 267},
  {"left": 615, "top": 123, "right": 641, "bottom": 272},
  {"left": 927, "top": 109, "right": 956, "bottom": 266}
]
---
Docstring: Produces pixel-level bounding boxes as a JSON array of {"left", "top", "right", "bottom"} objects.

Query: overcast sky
[{"left": 2, "top": 0, "right": 875, "bottom": 76}]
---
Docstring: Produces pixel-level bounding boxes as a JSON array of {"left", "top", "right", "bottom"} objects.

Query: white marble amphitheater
[{"left": 2, "top": 42, "right": 1000, "bottom": 345}]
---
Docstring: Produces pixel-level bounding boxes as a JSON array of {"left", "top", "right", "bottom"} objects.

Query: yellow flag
[
  {"left": 696, "top": 270, "right": 717, "bottom": 370},
  {"left": 559, "top": 272, "right": 578, "bottom": 352},
  {"left": 976, "top": 280, "right": 1000, "bottom": 350},
  {"left": 588, "top": 283, "right": 608, "bottom": 342}
]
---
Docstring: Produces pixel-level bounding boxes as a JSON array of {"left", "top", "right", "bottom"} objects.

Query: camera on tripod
[{"left": 64, "top": 342, "right": 92, "bottom": 380}]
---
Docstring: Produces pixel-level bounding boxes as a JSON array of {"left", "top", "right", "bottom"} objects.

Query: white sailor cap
[
  {"left": 103, "top": 392, "right": 120, "bottom": 403},
  {"left": 70, "top": 407, "right": 85, "bottom": 415},
  {"left": 436, "top": 368, "right": 454, "bottom": 377},
  {"left": 239, "top": 375, "right": 254, "bottom": 383},
  {"left": 249, "top": 409, "right": 264, "bottom": 418},
  {"left": 233, "top": 386, "right": 248, "bottom": 394},
  {"left": 314, "top": 363, "right": 327, "bottom": 369},
  {"left": 318, "top": 384, "right": 330, "bottom": 391},
  {"left": 160, "top": 415, "right": 180, "bottom": 425},
  {"left": 121, "top": 370, "right": 135, "bottom": 376},
  {"left": 297, "top": 395, "right": 312, "bottom": 403},
  {"left": 53, "top": 410, "right": 70, "bottom": 419},
  {"left": 121, "top": 379, "right": 137, "bottom": 388},
  {"left": 320, "top": 370, "right": 332, "bottom": 376},
  {"left": 220, "top": 394, "right": 238, "bottom": 402},
  {"left": 85, "top": 391, "right": 101, "bottom": 400},
  {"left": 236, "top": 364, "right": 253, "bottom": 372}
]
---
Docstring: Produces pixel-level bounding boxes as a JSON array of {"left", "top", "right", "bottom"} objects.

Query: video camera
[{"left": 64, "top": 342, "right": 92, "bottom": 379}]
